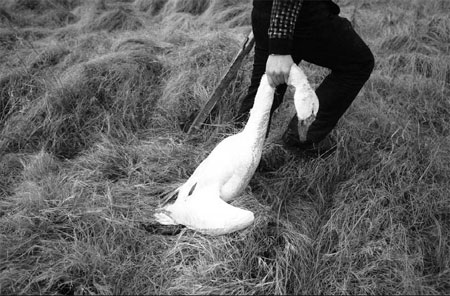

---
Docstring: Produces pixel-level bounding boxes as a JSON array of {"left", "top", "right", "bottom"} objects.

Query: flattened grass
[
  {"left": 1, "top": 0, "right": 449, "bottom": 294},
  {"left": 1, "top": 49, "right": 165, "bottom": 158}
]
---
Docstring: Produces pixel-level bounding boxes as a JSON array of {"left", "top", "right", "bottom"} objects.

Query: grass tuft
[
  {"left": 111, "top": 32, "right": 173, "bottom": 54},
  {"left": 28, "top": 43, "right": 70, "bottom": 70},
  {"left": 200, "top": 0, "right": 251, "bottom": 28},
  {"left": 134, "top": 0, "right": 167, "bottom": 15},
  {"left": 1, "top": 50, "right": 165, "bottom": 158},
  {"left": 159, "top": 31, "right": 248, "bottom": 130},
  {"left": 84, "top": 5, "right": 144, "bottom": 33},
  {"left": 0, "top": 70, "right": 43, "bottom": 131},
  {"left": 5, "top": 0, "right": 82, "bottom": 12}
]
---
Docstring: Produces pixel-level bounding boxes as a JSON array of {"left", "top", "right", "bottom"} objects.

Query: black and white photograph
[{"left": 1, "top": 0, "right": 449, "bottom": 294}]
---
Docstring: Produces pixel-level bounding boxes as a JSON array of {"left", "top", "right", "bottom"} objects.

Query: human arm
[{"left": 266, "top": 0, "right": 303, "bottom": 87}]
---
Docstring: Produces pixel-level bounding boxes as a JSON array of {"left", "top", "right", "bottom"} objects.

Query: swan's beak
[{"left": 297, "top": 113, "right": 316, "bottom": 142}]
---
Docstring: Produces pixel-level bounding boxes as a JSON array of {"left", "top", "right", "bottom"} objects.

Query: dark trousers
[{"left": 238, "top": 4, "right": 375, "bottom": 143}]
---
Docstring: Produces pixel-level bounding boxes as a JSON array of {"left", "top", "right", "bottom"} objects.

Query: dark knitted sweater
[{"left": 252, "top": 0, "right": 340, "bottom": 54}]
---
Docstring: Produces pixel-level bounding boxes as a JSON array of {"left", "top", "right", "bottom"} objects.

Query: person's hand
[{"left": 265, "top": 54, "right": 294, "bottom": 88}]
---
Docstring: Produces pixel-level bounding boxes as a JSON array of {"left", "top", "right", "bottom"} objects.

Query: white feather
[
  {"left": 154, "top": 74, "right": 274, "bottom": 235},
  {"left": 288, "top": 64, "right": 319, "bottom": 121},
  {"left": 154, "top": 64, "right": 317, "bottom": 235}
]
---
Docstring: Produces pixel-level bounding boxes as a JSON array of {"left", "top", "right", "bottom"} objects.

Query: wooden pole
[{"left": 187, "top": 31, "right": 255, "bottom": 135}]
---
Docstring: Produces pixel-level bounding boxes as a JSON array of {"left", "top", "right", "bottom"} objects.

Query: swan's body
[{"left": 154, "top": 74, "right": 275, "bottom": 235}]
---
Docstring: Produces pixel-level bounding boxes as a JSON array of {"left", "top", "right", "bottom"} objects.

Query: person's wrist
[{"left": 268, "top": 38, "right": 292, "bottom": 55}]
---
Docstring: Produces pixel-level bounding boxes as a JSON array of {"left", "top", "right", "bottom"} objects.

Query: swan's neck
[
  {"left": 290, "top": 73, "right": 313, "bottom": 97},
  {"left": 243, "top": 76, "right": 274, "bottom": 144},
  {"left": 289, "top": 68, "right": 318, "bottom": 118},
  {"left": 293, "top": 81, "right": 316, "bottom": 105}
]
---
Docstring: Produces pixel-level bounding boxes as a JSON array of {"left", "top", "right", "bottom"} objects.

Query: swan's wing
[
  {"left": 220, "top": 146, "right": 260, "bottom": 202},
  {"left": 154, "top": 180, "right": 199, "bottom": 225},
  {"left": 179, "top": 134, "right": 248, "bottom": 192}
]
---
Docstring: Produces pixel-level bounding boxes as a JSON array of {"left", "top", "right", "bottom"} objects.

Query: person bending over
[{"left": 236, "top": 0, "right": 375, "bottom": 156}]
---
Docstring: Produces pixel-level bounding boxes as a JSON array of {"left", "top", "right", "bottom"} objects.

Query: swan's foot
[{"left": 140, "top": 222, "right": 184, "bottom": 235}]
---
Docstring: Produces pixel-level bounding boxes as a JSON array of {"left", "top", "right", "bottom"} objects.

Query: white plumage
[
  {"left": 154, "top": 73, "right": 274, "bottom": 235},
  {"left": 154, "top": 64, "right": 318, "bottom": 236},
  {"left": 289, "top": 64, "right": 320, "bottom": 141}
]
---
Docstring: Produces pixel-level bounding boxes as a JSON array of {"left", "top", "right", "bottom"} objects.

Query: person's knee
[
  {"left": 359, "top": 48, "right": 375, "bottom": 80},
  {"left": 334, "top": 48, "right": 374, "bottom": 86}
]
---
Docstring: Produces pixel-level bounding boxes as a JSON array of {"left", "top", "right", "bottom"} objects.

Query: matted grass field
[{"left": 0, "top": 0, "right": 449, "bottom": 294}]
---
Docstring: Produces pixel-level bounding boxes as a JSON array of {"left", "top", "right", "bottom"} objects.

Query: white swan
[
  {"left": 289, "top": 64, "right": 319, "bottom": 142},
  {"left": 153, "top": 64, "right": 318, "bottom": 235},
  {"left": 154, "top": 73, "right": 275, "bottom": 235}
]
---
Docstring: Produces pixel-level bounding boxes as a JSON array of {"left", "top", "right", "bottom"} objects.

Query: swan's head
[{"left": 288, "top": 64, "right": 319, "bottom": 142}]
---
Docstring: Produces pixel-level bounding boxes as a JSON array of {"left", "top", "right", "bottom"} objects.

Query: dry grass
[
  {"left": 159, "top": 31, "right": 248, "bottom": 130},
  {"left": 1, "top": 49, "right": 165, "bottom": 158},
  {"left": 162, "top": 0, "right": 210, "bottom": 16},
  {"left": 1, "top": 0, "right": 449, "bottom": 294},
  {"left": 0, "top": 0, "right": 79, "bottom": 28},
  {"left": 83, "top": 5, "right": 144, "bottom": 33},
  {"left": 134, "top": 0, "right": 167, "bottom": 15},
  {"left": 200, "top": 0, "right": 251, "bottom": 28}
]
